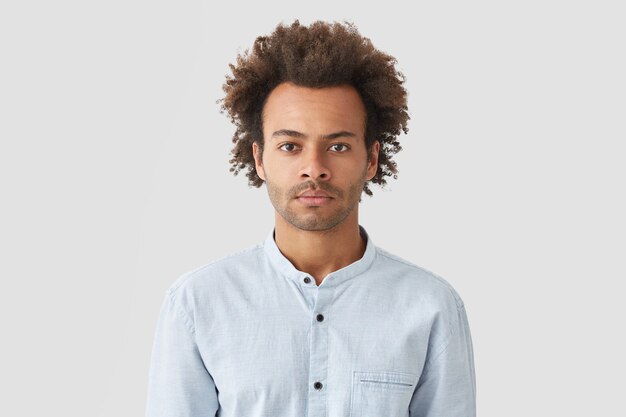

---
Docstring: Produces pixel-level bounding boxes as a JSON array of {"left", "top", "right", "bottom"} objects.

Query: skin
[{"left": 252, "top": 81, "right": 380, "bottom": 286}]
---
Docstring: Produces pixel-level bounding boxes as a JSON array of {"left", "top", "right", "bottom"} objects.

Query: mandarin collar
[{"left": 262, "top": 224, "right": 376, "bottom": 288}]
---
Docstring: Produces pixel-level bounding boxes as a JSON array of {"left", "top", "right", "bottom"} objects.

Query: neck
[{"left": 273, "top": 212, "right": 366, "bottom": 286}]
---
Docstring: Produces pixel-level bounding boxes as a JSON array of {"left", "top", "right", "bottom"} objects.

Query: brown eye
[
  {"left": 279, "top": 143, "right": 297, "bottom": 152},
  {"left": 330, "top": 144, "right": 349, "bottom": 152}
]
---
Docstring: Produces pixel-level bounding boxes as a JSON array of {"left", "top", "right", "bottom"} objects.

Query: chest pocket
[{"left": 349, "top": 370, "right": 418, "bottom": 417}]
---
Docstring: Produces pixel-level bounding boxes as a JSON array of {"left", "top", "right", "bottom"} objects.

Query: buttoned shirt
[{"left": 145, "top": 225, "right": 476, "bottom": 417}]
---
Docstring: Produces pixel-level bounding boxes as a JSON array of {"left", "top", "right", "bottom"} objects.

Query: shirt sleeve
[
  {"left": 409, "top": 302, "right": 477, "bottom": 417},
  {"left": 145, "top": 289, "right": 219, "bottom": 417}
]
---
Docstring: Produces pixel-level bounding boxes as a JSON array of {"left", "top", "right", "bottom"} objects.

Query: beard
[{"left": 264, "top": 162, "right": 368, "bottom": 232}]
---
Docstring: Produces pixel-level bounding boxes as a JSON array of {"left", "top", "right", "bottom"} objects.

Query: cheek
[
  {"left": 262, "top": 164, "right": 290, "bottom": 189},
  {"left": 264, "top": 156, "right": 297, "bottom": 178}
]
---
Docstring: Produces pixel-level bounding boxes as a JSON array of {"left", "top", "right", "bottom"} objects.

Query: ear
[
  {"left": 252, "top": 141, "right": 266, "bottom": 181},
  {"left": 366, "top": 140, "right": 380, "bottom": 181}
]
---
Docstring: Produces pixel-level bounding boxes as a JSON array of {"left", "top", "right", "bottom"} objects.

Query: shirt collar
[{"left": 262, "top": 224, "right": 376, "bottom": 288}]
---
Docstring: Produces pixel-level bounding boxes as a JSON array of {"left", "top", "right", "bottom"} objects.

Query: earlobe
[
  {"left": 252, "top": 142, "right": 265, "bottom": 181},
  {"left": 367, "top": 141, "right": 380, "bottom": 180}
]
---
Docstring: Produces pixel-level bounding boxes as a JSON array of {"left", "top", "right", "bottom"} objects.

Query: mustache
[{"left": 293, "top": 181, "right": 341, "bottom": 198}]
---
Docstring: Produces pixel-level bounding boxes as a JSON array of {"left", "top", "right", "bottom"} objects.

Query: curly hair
[{"left": 217, "top": 19, "right": 409, "bottom": 197}]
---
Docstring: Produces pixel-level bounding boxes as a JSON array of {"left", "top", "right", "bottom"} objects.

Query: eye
[
  {"left": 330, "top": 143, "right": 350, "bottom": 152},
  {"left": 278, "top": 143, "right": 298, "bottom": 152}
]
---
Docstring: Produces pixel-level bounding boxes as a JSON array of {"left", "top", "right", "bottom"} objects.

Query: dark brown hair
[{"left": 217, "top": 19, "right": 409, "bottom": 196}]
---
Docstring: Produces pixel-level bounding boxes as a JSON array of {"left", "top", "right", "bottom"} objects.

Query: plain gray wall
[{"left": 1, "top": 1, "right": 624, "bottom": 416}]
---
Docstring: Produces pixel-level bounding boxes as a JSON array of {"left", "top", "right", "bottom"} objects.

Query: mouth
[{"left": 296, "top": 196, "right": 333, "bottom": 206}]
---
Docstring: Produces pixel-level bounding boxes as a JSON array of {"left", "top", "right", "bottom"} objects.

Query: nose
[{"left": 299, "top": 147, "right": 331, "bottom": 181}]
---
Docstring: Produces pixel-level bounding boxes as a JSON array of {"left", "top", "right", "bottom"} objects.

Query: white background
[{"left": 1, "top": 1, "right": 624, "bottom": 416}]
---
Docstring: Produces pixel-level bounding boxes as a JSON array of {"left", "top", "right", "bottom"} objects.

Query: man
[{"left": 145, "top": 19, "right": 476, "bottom": 417}]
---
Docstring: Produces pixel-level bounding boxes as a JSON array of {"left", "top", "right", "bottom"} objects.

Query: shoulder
[
  {"left": 166, "top": 242, "right": 264, "bottom": 299},
  {"left": 373, "top": 245, "right": 466, "bottom": 310}
]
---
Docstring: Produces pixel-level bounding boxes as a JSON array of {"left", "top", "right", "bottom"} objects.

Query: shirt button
[
  {"left": 303, "top": 277, "right": 311, "bottom": 284},
  {"left": 316, "top": 313, "right": 324, "bottom": 322},
  {"left": 314, "top": 381, "right": 323, "bottom": 390}
]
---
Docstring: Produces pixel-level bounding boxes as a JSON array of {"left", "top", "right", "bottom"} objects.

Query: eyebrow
[{"left": 271, "top": 129, "right": 357, "bottom": 140}]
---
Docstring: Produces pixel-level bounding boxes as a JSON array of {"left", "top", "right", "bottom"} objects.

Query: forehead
[{"left": 262, "top": 81, "right": 366, "bottom": 132}]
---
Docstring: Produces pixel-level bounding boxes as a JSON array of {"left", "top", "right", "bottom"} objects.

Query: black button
[
  {"left": 314, "top": 381, "right": 323, "bottom": 390},
  {"left": 316, "top": 314, "right": 324, "bottom": 322},
  {"left": 303, "top": 277, "right": 311, "bottom": 284}
]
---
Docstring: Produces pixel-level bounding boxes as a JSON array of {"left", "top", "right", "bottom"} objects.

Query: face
[{"left": 252, "top": 81, "right": 379, "bottom": 232}]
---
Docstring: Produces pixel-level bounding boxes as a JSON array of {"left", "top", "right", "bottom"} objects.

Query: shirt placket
[{"left": 306, "top": 280, "right": 334, "bottom": 417}]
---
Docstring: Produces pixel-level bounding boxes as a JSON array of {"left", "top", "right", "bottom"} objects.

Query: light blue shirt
[{"left": 145, "top": 225, "right": 476, "bottom": 417}]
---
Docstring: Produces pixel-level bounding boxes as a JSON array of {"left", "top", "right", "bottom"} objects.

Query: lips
[
  {"left": 296, "top": 189, "right": 333, "bottom": 206},
  {"left": 298, "top": 189, "right": 332, "bottom": 198},
  {"left": 297, "top": 195, "right": 332, "bottom": 206}
]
